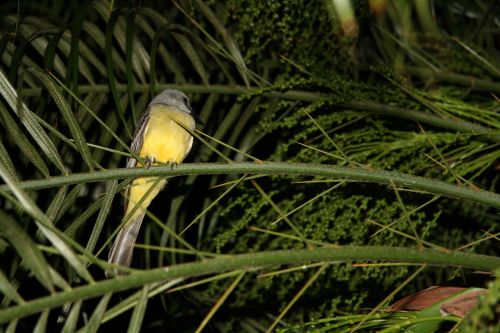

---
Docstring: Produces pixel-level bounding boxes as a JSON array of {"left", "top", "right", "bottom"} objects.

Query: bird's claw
[
  {"left": 168, "top": 161, "right": 177, "bottom": 170},
  {"left": 145, "top": 157, "right": 155, "bottom": 169}
]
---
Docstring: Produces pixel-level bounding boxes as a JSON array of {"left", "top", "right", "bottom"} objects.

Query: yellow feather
[{"left": 126, "top": 105, "right": 195, "bottom": 219}]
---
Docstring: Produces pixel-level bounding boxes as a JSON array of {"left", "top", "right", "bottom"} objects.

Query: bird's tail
[{"left": 106, "top": 211, "right": 146, "bottom": 277}]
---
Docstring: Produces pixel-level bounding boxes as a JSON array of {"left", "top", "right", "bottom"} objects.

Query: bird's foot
[
  {"left": 145, "top": 156, "right": 155, "bottom": 169},
  {"left": 167, "top": 161, "right": 177, "bottom": 170}
]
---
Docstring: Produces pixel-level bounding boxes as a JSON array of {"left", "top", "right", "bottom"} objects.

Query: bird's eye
[{"left": 182, "top": 96, "right": 192, "bottom": 112}]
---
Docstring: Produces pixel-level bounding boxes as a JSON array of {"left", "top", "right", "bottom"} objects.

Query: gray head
[{"left": 149, "top": 89, "right": 192, "bottom": 114}]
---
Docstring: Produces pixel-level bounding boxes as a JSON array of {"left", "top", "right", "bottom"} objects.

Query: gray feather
[{"left": 106, "top": 212, "right": 146, "bottom": 277}]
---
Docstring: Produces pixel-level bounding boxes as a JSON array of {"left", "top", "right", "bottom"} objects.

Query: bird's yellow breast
[
  {"left": 125, "top": 105, "right": 195, "bottom": 219},
  {"left": 140, "top": 105, "right": 195, "bottom": 164}
]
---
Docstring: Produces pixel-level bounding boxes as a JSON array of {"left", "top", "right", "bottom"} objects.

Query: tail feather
[{"left": 106, "top": 212, "right": 146, "bottom": 277}]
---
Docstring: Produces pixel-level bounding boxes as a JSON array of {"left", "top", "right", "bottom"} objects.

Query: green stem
[
  {"left": 4, "top": 162, "right": 500, "bottom": 208},
  {"left": 403, "top": 67, "right": 500, "bottom": 94},
  {"left": 19, "top": 84, "right": 499, "bottom": 141},
  {"left": 0, "top": 246, "right": 498, "bottom": 324},
  {"left": 343, "top": 100, "right": 500, "bottom": 142}
]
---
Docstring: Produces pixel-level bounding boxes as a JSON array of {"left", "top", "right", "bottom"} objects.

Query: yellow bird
[{"left": 108, "top": 89, "right": 196, "bottom": 275}]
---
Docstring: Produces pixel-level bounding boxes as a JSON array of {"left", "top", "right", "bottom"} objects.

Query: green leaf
[
  {"left": 0, "top": 139, "right": 19, "bottom": 182},
  {"left": 5, "top": 319, "right": 18, "bottom": 333},
  {"left": 33, "top": 310, "right": 49, "bottom": 333},
  {"left": 0, "top": 69, "right": 66, "bottom": 173},
  {"left": 61, "top": 301, "right": 82, "bottom": 333},
  {"left": 104, "top": 9, "right": 132, "bottom": 139},
  {"left": 0, "top": 209, "right": 54, "bottom": 293},
  {"left": 127, "top": 285, "right": 149, "bottom": 333},
  {"left": 171, "top": 32, "right": 209, "bottom": 84},
  {"left": 0, "top": 161, "right": 93, "bottom": 284},
  {"left": 125, "top": 10, "right": 138, "bottom": 124},
  {"left": 55, "top": 184, "right": 85, "bottom": 223},
  {"left": 85, "top": 180, "right": 118, "bottom": 254},
  {"left": 29, "top": 67, "right": 95, "bottom": 171},
  {"left": 78, "top": 293, "right": 112, "bottom": 333},
  {"left": 67, "top": 2, "right": 92, "bottom": 88},
  {"left": 195, "top": 0, "right": 249, "bottom": 86},
  {"left": 0, "top": 269, "right": 25, "bottom": 304},
  {"left": 45, "top": 186, "right": 68, "bottom": 223},
  {"left": 0, "top": 102, "right": 49, "bottom": 177},
  {"left": 137, "top": 8, "right": 188, "bottom": 84}
]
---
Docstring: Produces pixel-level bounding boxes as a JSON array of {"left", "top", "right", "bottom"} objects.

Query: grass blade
[
  {"left": 61, "top": 301, "right": 82, "bottom": 333},
  {"left": 127, "top": 285, "right": 149, "bottom": 333},
  {"left": 29, "top": 67, "right": 95, "bottom": 171},
  {"left": 195, "top": 0, "right": 249, "bottom": 86},
  {"left": 0, "top": 139, "right": 19, "bottom": 181},
  {"left": 33, "top": 310, "right": 49, "bottom": 333},
  {"left": 78, "top": 293, "right": 112, "bottom": 333},
  {"left": 85, "top": 180, "right": 118, "bottom": 255},
  {"left": 0, "top": 208, "right": 54, "bottom": 293},
  {"left": 0, "top": 267, "right": 25, "bottom": 304},
  {"left": 0, "top": 102, "right": 49, "bottom": 177},
  {"left": 171, "top": 32, "right": 210, "bottom": 84},
  {"left": 0, "top": 160, "right": 93, "bottom": 284},
  {"left": 0, "top": 69, "right": 66, "bottom": 173}
]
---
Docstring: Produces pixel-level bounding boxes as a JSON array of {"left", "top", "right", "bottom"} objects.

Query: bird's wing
[
  {"left": 123, "top": 109, "right": 151, "bottom": 212},
  {"left": 127, "top": 109, "right": 150, "bottom": 168},
  {"left": 107, "top": 109, "right": 152, "bottom": 276}
]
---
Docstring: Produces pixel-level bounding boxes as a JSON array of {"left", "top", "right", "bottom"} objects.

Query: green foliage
[
  {"left": 226, "top": 0, "right": 353, "bottom": 73},
  {"left": 0, "top": 0, "right": 498, "bottom": 332}
]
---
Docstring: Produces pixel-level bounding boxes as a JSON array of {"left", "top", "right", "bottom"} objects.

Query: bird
[{"left": 107, "top": 89, "right": 196, "bottom": 276}]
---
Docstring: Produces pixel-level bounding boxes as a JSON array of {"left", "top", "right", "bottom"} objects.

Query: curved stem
[
  {"left": 4, "top": 162, "right": 500, "bottom": 208},
  {"left": 403, "top": 67, "right": 500, "bottom": 94},
  {"left": 20, "top": 84, "right": 499, "bottom": 142},
  {"left": 343, "top": 100, "right": 500, "bottom": 142},
  {"left": 0, "top": 245, "right": 498, "bottom": 324}
]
